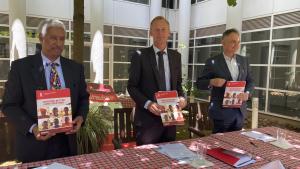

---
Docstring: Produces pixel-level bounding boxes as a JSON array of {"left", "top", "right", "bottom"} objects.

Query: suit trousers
[
  {"left": 212, "top": 108, "right": 244, "bottom": 134},
  {"left": 135, "top": 124, "right": 176, "bottom": 146}
]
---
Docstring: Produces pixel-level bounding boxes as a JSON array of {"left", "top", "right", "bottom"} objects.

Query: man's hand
[
  {"left": 32, "top": 125, "right": 55, "bottom": 141},
  {"left": 66, "top": 116, "right": 84, "bottom": 134},
  {"left": 210, "top": 78, "right": 226, "bottom": 87},
  {"left": 238, "top": 92, "right": 249, "bottom": 102},
  {"left": 178, "top": 97, "right": 187, "bottom": 110},
  {"left": 147, "top": 102, "right": 164, "bottom": 116}
]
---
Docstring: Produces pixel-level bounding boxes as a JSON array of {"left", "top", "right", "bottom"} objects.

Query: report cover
[
  {"left": 155, "top": 90, "right": 184, "bottom": 126},
  {"left": 36, "top": 88, "right": 72, "bottom": 135},
  {"left": 207, "top": 147, "right": 255, "bottom": 168},
  {"left": 222, "top": 81, "right": 246, "bottom": 108}
]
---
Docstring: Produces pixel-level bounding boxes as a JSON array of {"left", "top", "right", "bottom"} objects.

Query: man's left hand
[
  {"left": 178, "top": 97, "right": 187, "bottom": 110},
  {"left": 238, "top": 92, "right": 249, "bottom": 102},
  {"left": 66, "top": 116, "right": 84, "bottom": 134}
]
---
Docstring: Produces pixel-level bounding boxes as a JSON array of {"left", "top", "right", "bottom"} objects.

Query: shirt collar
[
  {"left": 153, "top": 45, "right": 168, "bottom": 55},
  {"left": 41, "top": 52, "right": 61, "bottom": 67},
  {"left": 223, "top": 52, "right": 236, "bottom": 61}
]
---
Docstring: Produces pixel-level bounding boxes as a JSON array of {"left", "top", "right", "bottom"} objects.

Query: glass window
[
  {"left": 114, "top": 37, "right": 147, "bottom": 46},
  {"left": 113, "top": 63, "right": 130, "bottom": 79},
  {"left": 0, "top": 26, "right": 9, "bottom": 36},
  {"left": 189, "top": 39, "right": 194, "bottom": 47},
  {"left": 0, "top": 38, "right": 9, "bottom": 58},
  {"left": 195, "top": 36, "right": 221, "bottom": 46},
  {"left": 83, "top": 62, "right": 90, "bottom": 80},
  {"left": 104, "top": 63, "right": 109, "bottom": 79},
  {"left": 104, "top": 48, "right": 109, "bottom": 62},
  {"left": 251, "top": 66, "right": 268, "bottom": 88},
  {"left": 162, "top": 0, "right": 174, "bottom": 9},
  {"left": 0, "top": 60, "right": 10, "bottom": 80},
  {"left": 124, "top": 0, "right": 149, "bottom": 5},
  {"left": 193, "top": 65, "right": 205, "bottom": 81},
  {"left": 83, "top": 46, "right": 91, "bottom": 61},
  {"left": 194, "top": 46, "right": 222, "bottom": 64},
  {"left": 269, "top": 67, "right": 300, "bottom": 91},
  {"left": 273, "top": 26, "right": 300, "bottom": 39},
  {"left": 188, "top": 48, "right": 194, "bottom": 64},
  {"left": 240, "top": 43, "right": 269, "bottom": 64},
  {"left": 271, "top": 40, "right": 300, "bottom": 65},
  {"left": 268, "top": 91, "right": 300, "bottom": 118},
  {"left": 104, "top": 36, "right": 112, "bottom": 44},
  {"left": 241, "top": 30, "right": 270, "bottom": 42},
  {"left": 114, "top": 46, "right": 140, "bottom": 62},
  {"left": 191, "top": 0, "right": 196, "bottom": 4},
  {"left": 247, "top": 89, "right": 266, "bottom": 111},
  {"left": 188, "top": 65, "right": 193, "bottom": 80},
  {"left": 113, "top": 80, "right": 128, "bottom": 94}
]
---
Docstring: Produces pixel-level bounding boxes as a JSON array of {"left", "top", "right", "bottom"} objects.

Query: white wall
[
  {"left": 109, "top": 0, "right": 149, "bottom": 29},
  {"left": 0, "top": 0, "right": 9, "bottom": 12},
  {"left": 243, "top": 0, "right": 300, "bottom": 20},
  {"left": 274, "top": 0, "right": 300, "bottom": 13},
  {"left": 26, "top": 0, "right": 72, "bottom": 19},
  {"left": 190, "top": 0, "right": 227, "bottom": 29}
]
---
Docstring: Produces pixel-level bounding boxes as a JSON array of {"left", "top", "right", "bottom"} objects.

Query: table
[
  {"left": 4, "top": 127, "right": 300, "bottom": 169},
  {"left": 211, "top": 127, "right": 300, "bottom": 169}
]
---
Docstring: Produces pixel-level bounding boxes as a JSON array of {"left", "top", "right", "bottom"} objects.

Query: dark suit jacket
[
  {"left": 2, "top": 53, "right": 89, "bottom": 162},
  {"left": 127, "top": 46, "right": 183, "bottom": 128},
  {"left": 196, "top": 53, "right": 254, "bottom": 121}
]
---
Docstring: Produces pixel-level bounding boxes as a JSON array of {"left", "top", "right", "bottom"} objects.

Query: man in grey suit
[
  {"left": 196, "top": 28, "right": 254, "bottom": 134},
  {"left": 2, "top": 19, "right": 89, "bottom": 162},
  {"left": 127, "top": 16, "right": 186, "bottom": 145}
]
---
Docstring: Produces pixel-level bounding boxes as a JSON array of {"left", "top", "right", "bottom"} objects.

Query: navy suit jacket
[
  {"left": 2, "top": 53, "right": 89, "bottom": 162},
  {"left": 127, "top": 46, "right": 183, "bottom": 128},
  {"left": 196, "top": 53, "right": 255, "bottom": 121}
]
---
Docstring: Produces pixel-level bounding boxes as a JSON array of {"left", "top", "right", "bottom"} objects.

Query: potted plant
[
  {"left": 182, "top": 80, "right": 200, "bottom": 103},
  {"left": 77, "top": 103, "right": 113, "bottom": 154}
]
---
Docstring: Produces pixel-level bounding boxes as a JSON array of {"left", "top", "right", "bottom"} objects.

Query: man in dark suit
[
  {"left": 196, "top": 28, "right": 254, "bottom": 134},
  {"left": 2, "top": 19, "right": 89, "bottom": 162},
  {"left": 127, "top": 16, "right": 186, "bottom": 145}
]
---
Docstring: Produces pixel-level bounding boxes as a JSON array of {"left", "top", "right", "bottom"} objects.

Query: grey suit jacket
[
  {"left": 196, "top": 53, "right": 255, "bottom": 121},
  {"left": 2, "top": 53, "right": 89, "bottom": 162},
  {"left": 127, "top": 46, "right": 183, "bottom": 128}
]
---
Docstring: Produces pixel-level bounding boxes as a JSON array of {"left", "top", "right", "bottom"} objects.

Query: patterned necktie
[
  {"left": 49, "top": 63, "right": 61, "bottom": 90},
  {"left": 157, "top": 51, "right": 166, "bottom": 91}
]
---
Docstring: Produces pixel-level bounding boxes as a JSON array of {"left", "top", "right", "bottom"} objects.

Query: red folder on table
[{"left": 207, "top": 147, "right": 255, "bottom": 168}]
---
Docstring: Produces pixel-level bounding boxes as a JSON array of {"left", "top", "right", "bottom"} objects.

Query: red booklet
[
  {"left": 36, "top": 89, "right": 73, "bottom": 135},
  {"left": 87, "top": 83, "right": 119, "bottom": 103},
  {"left": 222, "top": 81, "right": 246, "bottom": 108},
  {"left": 155, "top": 91, "right": 185, "bottom": 126},
  {"left": 207, "top": 147, "right": 255, "bottom": 168}
]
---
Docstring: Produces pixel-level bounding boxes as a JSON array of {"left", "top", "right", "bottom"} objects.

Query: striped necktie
[{"left": 49, "top": 63, "right": 61, "bottom": 90}]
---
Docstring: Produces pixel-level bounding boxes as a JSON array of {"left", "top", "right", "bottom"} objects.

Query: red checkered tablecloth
[
  {"left": 211, "top": 127, "right": 300, "bottom": 169},
  {"left": 4, "top": 127, "right": 298, "bottom": 169}
]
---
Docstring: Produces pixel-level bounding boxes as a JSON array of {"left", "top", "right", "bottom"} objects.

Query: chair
[
  {"left": 0, "top": 116, "right": 16, "bottom": 163},
  {"left": 188, "top": 101, "right": 213, "bottom": 138},
  {"left": 112, "top": 108, "right": 136, "bottom": 149}
]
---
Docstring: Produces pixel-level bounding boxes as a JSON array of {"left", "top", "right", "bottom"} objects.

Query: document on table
[
  {"left": 241, "top": 131, "right": 276, "bottom": 142},
  {"left": 34, "top": 162, "right": 75, "bottom": 169},
  {"left": 156, "top": 143, "right": 197, "bottom": 160}
]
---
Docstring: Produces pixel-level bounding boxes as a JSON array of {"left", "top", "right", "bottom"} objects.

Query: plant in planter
[
  {"left": 182, "top": 80, "right": 200, "bottom": 103},
  {"left": 77, "top": 103, "right": 113, "bottom": 154}
]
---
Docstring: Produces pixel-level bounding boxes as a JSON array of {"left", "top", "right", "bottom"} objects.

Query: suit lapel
[
  {"left": 60, "top": 56, "right": 72, "bottom": 89},
  {"left": 31, "top": 53, "right": 47, "bottom": 90},
  {"left": 148, "top": 47, "right": 162, "bottom": 90},
  {"left": 219, "top": 54, "right": 233, "bottom": 81},
  {"left": 167, "top": 49, "right": 175, "bottom": 90},
  {"left": 236, "top": 55, "right": 244, "bottom": 81}
]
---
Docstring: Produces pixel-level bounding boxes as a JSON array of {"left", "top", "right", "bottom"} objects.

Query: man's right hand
[
  {"left": 147, "top": 102, "right": 164, "bottom": 116},
  {"left": 32, "top": 125, "right": 55, "bottom": 141},
  {"left": 210, "top": 78, "right": 226, "bottom": 87}
]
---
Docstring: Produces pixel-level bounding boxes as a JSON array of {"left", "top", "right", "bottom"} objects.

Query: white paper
[
  {"left": 241, "top": 131, "right": 276, "bottom": 142},
  {"left": 156, "top": 143, "right": 197, "bottom": 160},
  {"left": 34, "top": 162, "right": 75, "bottom": 169}
]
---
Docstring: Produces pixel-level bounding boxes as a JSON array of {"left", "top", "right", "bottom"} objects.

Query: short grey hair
[{"left": 38, "top": 19, "right": 66, "bottom": 37}]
